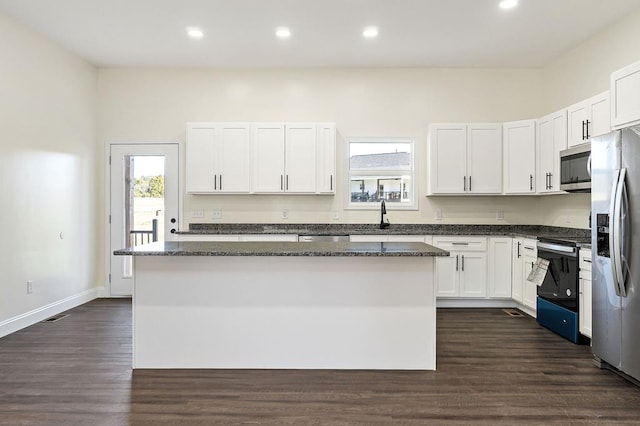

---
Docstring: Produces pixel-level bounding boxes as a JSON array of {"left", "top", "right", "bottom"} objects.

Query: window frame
[{"left": 344, "top": 137, "right": 418, "bottom": 211}]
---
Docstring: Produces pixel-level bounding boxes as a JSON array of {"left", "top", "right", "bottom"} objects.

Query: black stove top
[{"left": 537, "top": 235, "right": 591, "bottom": 247}]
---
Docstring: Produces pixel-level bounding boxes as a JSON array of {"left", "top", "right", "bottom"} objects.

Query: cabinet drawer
[
  {"left": 432, "top": 236, "right": 487, "bottom": 251},
  {"left": 579, "top": 249, "right": 592, "bottom": 272}
]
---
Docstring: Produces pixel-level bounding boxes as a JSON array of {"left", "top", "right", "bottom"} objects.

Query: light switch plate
[
  {"left": 331, "top": 211, "right": 339, "bottom": 220},
  {"left": 191, "top": 210, "right": 205, "bottom": 218},
  {"left": 435, "top": 209, "right": 442, "bottom": 220},
  {"left": 212, "top": 210, "right": 222, "bottom": 219},
  {"left": 282, "top": 209, "right": 289, "bottom": 219},
  {"left": 496, "top": 210, "right": 504, "bottom": 220}
]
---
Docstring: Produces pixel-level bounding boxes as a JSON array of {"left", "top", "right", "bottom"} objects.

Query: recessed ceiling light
[
  {"left": 363, "top": 26, "right": 379, "bottom": 39},
  {"left": 499, "top": 0, "right": 519, "bottom": 9},
  {"left": 186, "top": 27, "right": 204, "bottom": 38},
  {"left": 275, "top": 27, "right": 291, "bottom": 38}
]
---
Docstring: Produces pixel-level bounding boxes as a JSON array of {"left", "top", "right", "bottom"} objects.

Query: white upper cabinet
[
  {"left": 536, "top": 110, "right": 567, "bottom": 194},
  {"left": 428, "top": 123, "right": 502, "bottom": 195},
  {"left": 285, "top": 123, "right": 317, "bottom": 193},
  {"left": 252, "top": 123, "right": 286, "bottom": 193},
  {"left": 316, "top": 123, "right": 337, "bottom": 194},
  {"left": 611, "top": 60, "right": 640, "bottom": 130},
  {"left": 428, "top": 124, "right": 467, "bottom": 194},
  {"left": 567, "top": 91, "right": 610, "bottom": 147},
  {"left": 467, "top": 124, "right": 503, "bottom": 194},
  {"left": 503, "top": 119, "right": 536, "bottom": 194},
  {"left": 253, "top": 123, "right": 324, "bottom": 194},
  {"left": 186, "top": 123, "right": 251, "bottom": 194}
]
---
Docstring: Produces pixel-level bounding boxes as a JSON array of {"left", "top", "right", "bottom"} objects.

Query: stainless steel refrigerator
[{"left": 591, "top": 126, "right": 640, "bottom": 384}]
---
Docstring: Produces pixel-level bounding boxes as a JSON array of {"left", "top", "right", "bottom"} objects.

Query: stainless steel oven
[{"left": 560, "top": 144, "right": 591, "bottom": 192}]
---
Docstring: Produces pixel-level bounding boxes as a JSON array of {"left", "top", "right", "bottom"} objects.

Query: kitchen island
[{"left": 115, "top": 241, "right": 447, "bottom": 370}]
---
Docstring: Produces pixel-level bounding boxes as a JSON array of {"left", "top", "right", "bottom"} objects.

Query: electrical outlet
[
  {"left": 282, "top": 209, "right": 289, "bottom": 219},
  {"left": 331, "top": 211, "right": 339, "bottom": 220},
  {"left": 435, "top": 209, "right": 442, "bottom": 220},
  {"left": 212, "top": 210, "right": 222, "bottom": 219},
  {"left": 191, "top": 210, "right": 205, "bottom": 218},
  {"left": 27, "top": 280, "right": 33, "bottom": 294},
  {"left": 496, "top": 210, "right": 504, "bottom": 220}
]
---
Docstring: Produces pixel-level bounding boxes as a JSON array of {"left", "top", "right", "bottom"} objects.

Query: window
[{"left": 347, "top": 138, "right": 416, "bottom": 209}]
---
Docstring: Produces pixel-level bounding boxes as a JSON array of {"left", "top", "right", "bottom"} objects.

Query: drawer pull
[{"left": 451, "top": 242, "right": 470, "bottom": 246}]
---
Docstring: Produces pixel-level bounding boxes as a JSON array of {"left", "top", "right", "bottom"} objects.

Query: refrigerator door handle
[
  {"left": 614, "top": 168, "right": 629, "bottom": 297},
  {"left": 610, "top": 169, "right": 622, "bottom": 297}
]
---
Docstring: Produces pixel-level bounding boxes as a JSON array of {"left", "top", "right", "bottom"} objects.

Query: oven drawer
[{"left": 537, "top": 297, "right": 581, "bottom": 343}]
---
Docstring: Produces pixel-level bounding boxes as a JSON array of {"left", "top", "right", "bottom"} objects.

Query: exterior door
[{"left": 109, "top": 143, "right": 179, "bottom": 296}]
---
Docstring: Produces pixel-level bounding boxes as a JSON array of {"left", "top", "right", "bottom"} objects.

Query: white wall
[
  {"left": 543, "top": 7, "right": 640, "bottom": 111},
  {"left": 0, "top": 13, "right": 99, "bottom": 332},
  {"left": 99, "top": 67, "right": 571, "bottom": 227}
]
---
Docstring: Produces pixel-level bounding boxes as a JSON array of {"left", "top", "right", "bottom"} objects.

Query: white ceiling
[{"left": 1, "top": 0, "right": 640, "bottom": 68}]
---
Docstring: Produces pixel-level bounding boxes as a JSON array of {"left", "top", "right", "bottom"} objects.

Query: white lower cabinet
[
  {"left": 433, "top": 236, "right": 487, "bottom": 298},
  {"left": 349, "top": 235, "right": 427, "bottom": 243},
  {"left": 176, "top": 234, "right": 298, "bottom": 242},
  {"left": 512, "top": 237, "right": 538, "bottom": 315},
  {"left": 488, "top": 237, "right": 512, "bottom": 298},
  {"left": 579, "top": 247, "right": 593, "bottom": 338}
]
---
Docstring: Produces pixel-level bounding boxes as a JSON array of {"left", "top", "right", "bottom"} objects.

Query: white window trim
[{"left": 344, "top": 137, "right": 418, "bottom": 211}]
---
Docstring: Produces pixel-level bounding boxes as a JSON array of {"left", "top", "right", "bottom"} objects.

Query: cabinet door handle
[
  {"left": 286, "top": 175, "right": 289, "bottom": 191},
  {"left": 219, "top": 174, "right": 222, "bottom": 190},
  {"left": 524, "top": 246, "right": 534, "bottom": 251},
  {"left": 452, "top": 242, "right": 470, "bottom": 246},
  {"left": 214, "top": 174, "right": 217, "bottom": 190},
  {"left": 583, "top": 258, "right": 592, "bottom": 263},
  {"left": 461, "top": 255, "right": 465, "bottom": 271},
  {"left": 330, "top": 175, "right": 333, "bottom": 191},
  {"left": 281, "top": 175, "right": 283, "bottom": 191},
  {"left": 517, "top": 241, "right": 521, "bottom": 258},
  {"left": 582, "top": 120, "right": 586, "bottom": 140},
  {"left": 455, "top": 255, "right": 459, "bottom": 271},
  {"left": 463, "top": 176, "right": 467, "bottom": 191},
  {"left": 469, "top": 176, "right": 472, "bottom": 192},
  {"left": 530, "top": 174, "right": 533, "bottom": 191},
  {"left": 586, "top": 119, "right": 591, "bottom": 139}
]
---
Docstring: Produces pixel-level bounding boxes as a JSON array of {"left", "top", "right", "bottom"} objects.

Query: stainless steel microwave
[{"left": 560, "top": 144, "right": 591, "bottom": 192}]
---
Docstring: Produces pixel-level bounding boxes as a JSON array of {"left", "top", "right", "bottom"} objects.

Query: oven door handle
[{"left": 537, "top": 242, "right": 577, "bottom": 256}]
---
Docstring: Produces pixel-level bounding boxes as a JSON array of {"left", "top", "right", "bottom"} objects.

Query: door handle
[
  {"left": 469, "top": 176, "right": 472, "bottom": 192},
  {"left": 455, "top": 255, "right": 459, "bottom": 271},
  {"left": 517, "top": 241, "right": 521, "bottom": 258},
  {"left": 214, "top": 174, "right": 217, "bottom": 190},
  {"left": 582, "top": 120, "right": 586, "bottom": 140},
  {"left": 585, "top": 120, "right": 591, "bottom": 139},
  {"left": 286, "top": 175, "right": 289, "bottom": 191},
  {"left": 463, "top": 176, "right": 467, "bottom": 191},
  {"left": 330, "top": 175, "right": 333, "bottom": 191},
  {"left": 461, "top": 255, "right": 465, "bottom": 271},
  {"left": 530, "top": 174, "right": 533, "bottom": 191},
  {"left": 281, "top": 175, "right": 284, "bottom": 191},
  {"left": 219, "top": 174, "right": 222, "bottom": 190}
]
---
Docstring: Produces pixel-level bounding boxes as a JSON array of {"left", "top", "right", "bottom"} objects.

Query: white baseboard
[
  {"left": 436, "top": 299, "right": 518, "bottom": 308},
  {"left": 0, "top": 288, "right": 99, "bottom": 338}
]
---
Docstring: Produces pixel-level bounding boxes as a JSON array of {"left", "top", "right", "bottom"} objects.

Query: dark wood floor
[{"left": 1, "top": 300, "right": 640, "bottom": 425}]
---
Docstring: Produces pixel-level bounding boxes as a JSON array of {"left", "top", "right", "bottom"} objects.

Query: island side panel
[{"left": 132, "top": 255, "right": 435, "bottom": 370}]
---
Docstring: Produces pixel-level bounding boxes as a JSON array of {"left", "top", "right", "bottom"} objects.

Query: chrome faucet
[{"left": 380, "top": 200, "right": 390, "bottom": 229}]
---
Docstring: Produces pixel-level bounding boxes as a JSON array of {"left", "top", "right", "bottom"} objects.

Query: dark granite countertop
[
  {"left": 179, "top": 223, "right": 590, "bottom": 240},
  {"left": 114, "top": 241, "right": 449, "bottom": 257}
]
